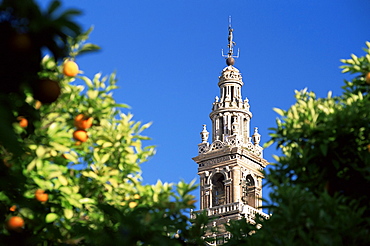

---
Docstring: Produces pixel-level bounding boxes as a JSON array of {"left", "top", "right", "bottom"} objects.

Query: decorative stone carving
[
  {"left": 226, "top": 135, "right": 243, "bottom": 147},
  {"left": 210, "top": 140, "right": 225, "bottom": 151},
  {"left": 198, "top": 143, "right": 209, "bottom": 154},
  {"left": 243, "top": 97, "right": 250, "bottom": 109},
  {"left": 219, "top": 66, "right": 242, "bottom": 84},
  {"left": 200, "top": 124, "right": 209, "bottom": 143},
  {"left": 231, "top": 118, "right": 239, "bottom": 135},
  {"left": 252, "top": 127, "right": 261, "bottom": 145}
]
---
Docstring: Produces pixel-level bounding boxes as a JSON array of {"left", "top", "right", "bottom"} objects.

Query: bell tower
[{"left": 192, "top": 19, "right": 269, "bottom": 244}]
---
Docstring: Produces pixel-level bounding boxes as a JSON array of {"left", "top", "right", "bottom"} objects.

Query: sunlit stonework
[{"left": 192, "top": 18, "right": 269, "bottom": 245}]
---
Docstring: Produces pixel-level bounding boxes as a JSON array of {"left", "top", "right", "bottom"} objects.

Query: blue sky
[{"left": 40, "top": 0, "right": 370, "bottom": 208}]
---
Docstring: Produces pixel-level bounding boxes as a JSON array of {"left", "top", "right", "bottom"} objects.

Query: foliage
[
  {"left": 0, "top": 1, "right": 209, "bottom": 245},
  {"left": 0, "top": 0, "right": 81, "bottom": 155},
  {"left": 224, "top": 43, "right": 370, "bottom": 245}
]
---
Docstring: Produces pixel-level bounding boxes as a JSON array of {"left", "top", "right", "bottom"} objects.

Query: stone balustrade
[
  {"left": 240, "top": 203, "right": 269, "bottom": 220},
  {"left": 191, "top": 202, "right": 269, "bottom": 220},
  {"left": 207, "top": 202, "right": 240, "bottom": 216}
]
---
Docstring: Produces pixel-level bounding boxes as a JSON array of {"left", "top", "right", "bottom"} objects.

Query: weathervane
[{"left": 222, "top": 16, "right": 239, "bottom": 65}]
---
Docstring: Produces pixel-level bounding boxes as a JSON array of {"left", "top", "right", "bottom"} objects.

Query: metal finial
[{"left": 222, "top": 16, "right": 239, "bottom": 65}]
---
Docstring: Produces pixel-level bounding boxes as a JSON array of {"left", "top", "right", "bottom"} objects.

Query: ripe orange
[
  {"left": 33, "top": 79, "right": 61, "bottom": 104},
  {"left": 35, "top": 189, "right": 48, "bottom": 202},
  {"left": 74, "top": 114, "right": 93, "bottom": 130},
  {"left": 63, "top": 60, "right": 79, "bottom": 77},
  {"left": 17, "top": 116, "right": 28, "bottom": 128},
  {"left": 7, "top": 216, "right": 24, "bottom": 232},
  {"left": 366, "top": 72, "right": 370, "bottom": 85},
  {"left": 73, "top": 130, "right": 88, "bottom": 142},
  {"left": 9, "top": 205, "right": 16, "bottom": 212}
]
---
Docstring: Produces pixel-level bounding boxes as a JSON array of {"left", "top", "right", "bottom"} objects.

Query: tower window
[
  {"left": 219, "top": 117, "right": 224, "bottom": 140},
  {"left": 242, "top": 175, "right": 257, "bottom": 208},
  {"left": 212, "top": 173, "right": 225, "bottom": 206}
]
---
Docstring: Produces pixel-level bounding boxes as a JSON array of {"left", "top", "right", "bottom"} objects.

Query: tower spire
[{"left": 222, "top": 16, "right": 239, "bottom": 66}]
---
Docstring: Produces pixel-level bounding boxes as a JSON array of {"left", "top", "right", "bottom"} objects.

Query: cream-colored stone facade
[{"left": 192, "top": 22, "right": 269, "bottom": 245}]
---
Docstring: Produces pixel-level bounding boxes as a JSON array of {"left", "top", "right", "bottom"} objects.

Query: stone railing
[
  {"left": 240, "top": 203, "right": 269, "bottom": 220},
  {"left": 207, "top": 202, "right": 240, "bottom": 216},
  {"left": 192, "top": 202, "right": 269, "bottom": 220}
]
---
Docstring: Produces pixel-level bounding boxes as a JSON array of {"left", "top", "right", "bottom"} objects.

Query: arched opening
[
  {"left": 212, "top": 173, "right": 225, "bottom": 207},
  {"left": 246, "top": 175, "right": 255, "bottom": 186},
  {"left": 242, "top": 175, "right": 257, "bottom": 208}
]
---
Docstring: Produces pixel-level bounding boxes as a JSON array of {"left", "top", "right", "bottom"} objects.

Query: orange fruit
[
  {"left": 63, "top": 60, "right": 79, "bottom": 77},
  {"left": 366, "top": 72, "right": 370, "bottom": 85},
  {"left": 35, "top": 189, "right": 48, "bottom": 202},
  {"left": 33, "top": 79, "right": 61, "bottom": 104},
  {"left": 74, "top": 114, "right": 93, "bottom": 130},
  {"left": 9, "top": 205, "right": 16, "bottom": 212},
  {"left": 7, "top": 216, "right": 24, "bottom": 232},
  {"left": 73, "top": 130, "right": 88, "bottom": 142},
  {"left": 17, "top": 116, "right": 28, "bottom": 128}
]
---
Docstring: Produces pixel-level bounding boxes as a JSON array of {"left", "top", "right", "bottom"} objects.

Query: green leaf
[
  {"left": 50, "top": 142, "right": 70, "bottom": 153},
  {"left": 36, "top": 146, "right": 46, "bottom": 157},
  {"left": 81, "top": 171, "right": 98, "bottom": 179},
  {"left": 19, "top": 208, "right": 34, "bottom": 220},
  {"left": 48, "top": 0, "right": 61, "bottom": 14},
  {"left": 64, "top": 209, "right": 74, "bottom": 219},
  {"left": 58, "top": 176, "right": 69, "bottom": 186},
  {"left": 46, "top": 213, "right": 59, "bottom": 223},
  {"left": 27, "top": 158, "right": 37, "bottom": 171},
  {"left": 100, "top": 153, "right": 110, "bottom": 164},
  {"left": 79, "top": 198, "right": 95, "bottom": 204},
  {"left": 139, "top": 122, "right": 152, "bottom": 132},
  {"left": 87, "top": 90, "right": 99, "bottom": 99},
  {"left": 60, "top": 187, "right": 73, "bottom": 195},
  {"left": 273, "top": 107, "right": 285, "bottom": 116},
  {"left": 263, "top": 139, "right": 274, "bottom": 148},
  {"left": 80, "top": 76, "right": 94, "bottom": 88},
  {"left": 78, "top": 43, "right": 101, "bottom": 56},
  {"left": 320, "top": 144, "right": 328, "bottom": 156}
]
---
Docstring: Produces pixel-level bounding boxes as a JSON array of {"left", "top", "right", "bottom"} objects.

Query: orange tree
[
  {"left": 224, "top": 44, "right": 370, "bottom": 245},
  {"left": 0, "top": 1, "right": 209, "bottom": 245},
  {"left": 0, "top": 0, "right": 81, "bottom": 155}
]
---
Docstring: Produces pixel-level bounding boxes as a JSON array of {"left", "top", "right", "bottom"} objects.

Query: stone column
[
  {"left": 232, "top": 166, "right": 241, "bottom": 203},
  {"left": 204, "top": 186, "right": 211, "bottom": 209},
  {"left": 224, "top": 179, "right": 232, "bottom": 204}
]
